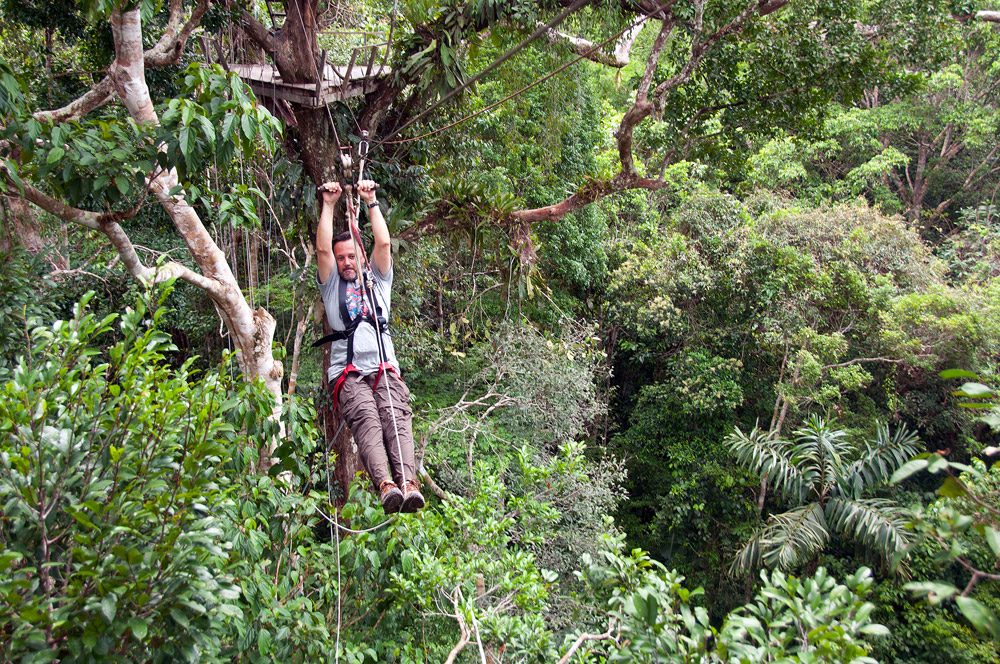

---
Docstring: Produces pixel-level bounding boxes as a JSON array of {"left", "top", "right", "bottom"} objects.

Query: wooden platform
[{"left": 229, "top": 62, "right": 391, "bottom": 107}]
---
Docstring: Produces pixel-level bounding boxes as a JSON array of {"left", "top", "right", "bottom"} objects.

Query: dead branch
[
  {"left": 443, "top": 588, "right": 472, "bottom": 664},
  {"left": 556, "top": 619, "right": 618, "bottom": 664},
  {"left": 538, "top": 18, "right": 646, "bottom": 67}
]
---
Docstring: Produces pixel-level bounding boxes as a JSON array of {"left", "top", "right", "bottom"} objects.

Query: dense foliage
[{"left": 1, "top": 0, "right": 999, "bottom": 662}]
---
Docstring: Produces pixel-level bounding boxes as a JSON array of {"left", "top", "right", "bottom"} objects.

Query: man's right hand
[{"left": 319, "top": 181, "right": 342, "bottom": 205}]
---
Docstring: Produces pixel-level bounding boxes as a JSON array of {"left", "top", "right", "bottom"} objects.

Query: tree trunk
[{"left": 111, "top": 6, "right": 283, "bottom": 468}]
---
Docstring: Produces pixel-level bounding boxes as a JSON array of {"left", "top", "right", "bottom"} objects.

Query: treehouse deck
[
  {"left": 200, "top": 35, "right": 391, "bottom": 108},
  {"left": 228, "top": 61, "right": 391, "bottom": 107}
]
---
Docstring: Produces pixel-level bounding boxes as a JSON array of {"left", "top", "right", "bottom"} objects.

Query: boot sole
[
  {"left": 401, "top": 490, "right": 425, "bottom": 513},
  {"left": 381, "top": 488, "right": 404, "bottom": 514}
]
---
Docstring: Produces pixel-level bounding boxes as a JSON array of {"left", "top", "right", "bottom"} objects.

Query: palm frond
[
  {"left": 793, "top": 415, "right": 849, "bottom": 486},
  {"left": 762, "top": 503, "right": 830, "bottom": 571},
  {"left": 726, "top": 424, "right": 813, "bottom": 500},
  {"left": 825, "top": 497, "right": 910, "bottom": 563},
  {"left": 838, "top": 422, "right": 922, "bottom": 496},
  {"left": 730, "top": 503, "right": 829, "bottom": 575},
  {"left": 730, "top": 529, "right": 765, "bottom": 577}
]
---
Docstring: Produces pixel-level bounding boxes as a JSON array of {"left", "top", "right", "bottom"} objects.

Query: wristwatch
[{"left": 367, "top": 200, "right": 379, "bottom": 209}]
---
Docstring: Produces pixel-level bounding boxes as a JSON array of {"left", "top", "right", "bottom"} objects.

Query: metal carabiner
[{"left": 358, "top": 130, "right": 370, "bottom": 162}]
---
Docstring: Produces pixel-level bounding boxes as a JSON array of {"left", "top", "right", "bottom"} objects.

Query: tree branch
[
  {"left": 144, "top": 0, "right": 211, "bottom": 67},
  {"left": 557, "top": 620, "right": 617, "bottom": 664},
  {"left": 510, "top": 173, "right": 667, "bottom": 225},
  {"left": 32, "top": 0, "right": 209, "bottom": 124},
  {"left": 32, "top": 76, "right": 117, "bottom": 124},
  {"left": 821, "top": 357, "right": 907, "bottom": 370},
  {"left": 615, "top": 18, "right": 675, "bottom": 176},
  {"left": 235, "top": 5, "right": 278, "bottom": 60},
  {"left": 538, "top": 18, "right": 646, "bottom": 67},
  {"left": 443, "top": 589, "right": 471, "bottom": 664}
]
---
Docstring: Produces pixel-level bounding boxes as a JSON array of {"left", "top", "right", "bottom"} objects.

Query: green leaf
[
  {"left": 0, "top": 551, "right": 23, "bottom": 573},
  {"left": 46, "top": 147, "right": 65, "bottom": 164},
  {"left": 258, "top": 627, "right": 272, "bottom": 653},
  {"left": 956, "top": 596, "right": 1000, "bottom": 638},
  {"left": 129, "top": 618, "right": 148, "bottom": 640},
  {"left": 170, "top": 608, "right": 189, "bottom": 628},
  {"left": 984, "top": 526, "right": 1000, "bottom": 557},
  {"left": 100, "top": 595, "right": 116, "bottom": 622},
  {"left": 241, "top": 114, "right": 254, "bottom": 141},
  {"left": 178, "top": 126, "right": 193, "bottom": 158},
  {"left": 940, "top": 369, "right": 979, "bottom": 380},
  {"left": 927, "top": 454, "right": 949, "bottom": 474},
  {"left": 115, "top": 176, "right": 130, "bottom": 195},
  {"left": 937, "top": 476, "right": 967, "bottom": 499},
  {"left": 956, "top": 382, "right": 993, "bottom": 397},
  {"left": 859, "top": 624, "right": 890, "bottom": 636},
  {"left": 891, "top": 457, "right": 928, "bottom": 483}
]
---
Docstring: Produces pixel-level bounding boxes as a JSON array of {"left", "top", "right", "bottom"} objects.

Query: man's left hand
[{"left": 358, "top": 180, "right": 379, "bottom": 204}]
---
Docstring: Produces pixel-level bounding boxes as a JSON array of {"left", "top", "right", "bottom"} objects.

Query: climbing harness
[{"left": 313, "top": 132, "right": 409, "bottom": 491}]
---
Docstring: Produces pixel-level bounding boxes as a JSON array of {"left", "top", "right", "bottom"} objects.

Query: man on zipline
[{"left": 315, "top": 178, "right": 424, "bottom": 515}]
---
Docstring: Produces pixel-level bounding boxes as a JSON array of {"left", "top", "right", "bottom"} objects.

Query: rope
[
  {"left": 291, "top": 0, "right": 344, "bottom": 159},
  {"left": 342, "top": 175, "right": 409, "bottom": 489},
  {"left": 378, "top": 3, "right": 668, "bottom": 147},
  {"left": 374, "top": 0, "right": 594, "bottom": 148}
]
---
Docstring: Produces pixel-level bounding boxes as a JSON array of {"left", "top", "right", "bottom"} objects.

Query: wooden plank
[
  {"left": 317, "top": 50, "right": 328, "bottom": 98},
  {"left": 230, "top": 61, "right": 392, "bottom": 105},
  {"left": 342, "top": 48, "right": 359, "bottom": 93},
  {"left": 363, "top": 45, "right": 378, "bottom": 80}
]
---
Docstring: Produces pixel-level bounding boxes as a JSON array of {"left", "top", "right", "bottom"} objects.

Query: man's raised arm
[
  {"left": 316, "top": 181, "right": 342, "bottom": 283},
  {"left": 358, "top": 180, "right": 391, "bottom": 276}
]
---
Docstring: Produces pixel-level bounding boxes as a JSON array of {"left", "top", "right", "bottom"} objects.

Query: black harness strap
[{"left": 312, "top": 274, "right": 390, "bottom": 356}]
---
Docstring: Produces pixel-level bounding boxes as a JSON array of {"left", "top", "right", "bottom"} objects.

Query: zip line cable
[
  {"left": 377, "top": 2, "right": 670, "bottom": 147},
  {"left": 374, "top": 0, "right": 594, "bottom": 147}
]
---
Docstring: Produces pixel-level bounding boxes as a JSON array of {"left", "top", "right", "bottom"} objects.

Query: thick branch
[
  {"left": 539, "top": 18, "right": 646, "bottom": 67},
  {"left": 615, "top": 19, "right": 675, "bottom": 175},
  {"left": 32, "top": 0, "right": 208, "bottom": 124},
  {"left": 32, "top": 77, "right": 117, "bottom": 124},
  {"left": 144, "top": 0, "right": 211, "bottom": 67},
  {"left": 10, "top": 177, "right": 225, "bottom": 295},
  {"left": 976, "top": 10, "right": 1000, "bottom": 22},
  {"left": 235, "top": 5, "right": 278, "bottom": 60},
  {"left": 510, "top": 173, "right": 667, "bottom": 224}
]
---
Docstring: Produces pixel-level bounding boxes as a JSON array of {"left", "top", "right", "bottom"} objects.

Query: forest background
[{"left": 1, "top": 0, "right": 999, "bottom": 662}]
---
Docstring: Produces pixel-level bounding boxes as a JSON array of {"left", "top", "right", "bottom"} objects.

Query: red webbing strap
[
  {"left": 370, "top": 362, "right": 399, "bottom": 393},
  {"left": 333, "top": 364, "right": 360, "bottom": 411}
]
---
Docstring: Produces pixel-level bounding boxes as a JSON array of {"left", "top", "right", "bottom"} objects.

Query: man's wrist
[{"left": 367, "top": 200, "right": 380, "bottom": 209}]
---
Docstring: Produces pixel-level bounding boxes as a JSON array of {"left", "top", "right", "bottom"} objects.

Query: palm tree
[{"left": 727, "top": 415, "right": 920, "bottom": 574}]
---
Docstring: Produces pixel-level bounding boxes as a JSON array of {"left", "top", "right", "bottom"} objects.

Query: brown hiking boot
[
  {"left": 400, "top": 478, "right": 425, "bottom": 513},
  {"left": 379, "top": 480, "right": 404, "bottom": 514}
]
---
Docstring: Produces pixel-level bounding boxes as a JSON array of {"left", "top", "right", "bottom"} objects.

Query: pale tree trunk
[{"left": 110, "top": 7, "right": 283, "bottom": 467}]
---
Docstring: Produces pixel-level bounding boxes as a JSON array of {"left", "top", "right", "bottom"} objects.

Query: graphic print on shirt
[{"left": 345, "top": 279, "right": 369, "bottom": 320}]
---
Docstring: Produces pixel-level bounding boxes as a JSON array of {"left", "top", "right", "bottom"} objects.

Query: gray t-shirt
[{"left": 318, "top": 263, "right": 399, "bottom": 381}]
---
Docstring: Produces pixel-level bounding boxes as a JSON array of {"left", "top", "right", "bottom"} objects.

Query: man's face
[{"left": 333, "top": 240, "right": 358, "bottom": 281}]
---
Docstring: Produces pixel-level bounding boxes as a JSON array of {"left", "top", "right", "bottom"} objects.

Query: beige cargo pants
[{"left": 338, "top": 369, "right": 416, "bottom": 488}]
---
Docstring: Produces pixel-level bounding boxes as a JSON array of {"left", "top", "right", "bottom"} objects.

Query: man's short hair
[{"left": 333, "top": 231, "right": 352, "bottom": 248}]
